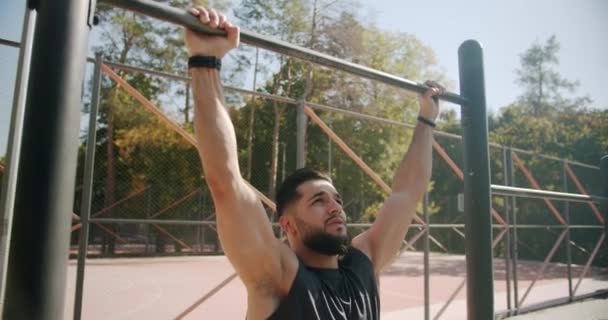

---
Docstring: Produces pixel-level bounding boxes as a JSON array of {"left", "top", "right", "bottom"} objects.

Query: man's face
[{"left": 289, "top": 179, "right": 349, "bottom": 255}]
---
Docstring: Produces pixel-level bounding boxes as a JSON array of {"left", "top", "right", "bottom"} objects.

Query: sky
[{"left": 1, "top": 0, "right": 607, "bottom": 156}]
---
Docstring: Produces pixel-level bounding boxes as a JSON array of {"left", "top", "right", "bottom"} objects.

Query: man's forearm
[
  {"left": 192, "top": 68, "right": 241, "bottom": 187},
  {"left": 391, "top": 122, "right": 434, "bottom": 195}
]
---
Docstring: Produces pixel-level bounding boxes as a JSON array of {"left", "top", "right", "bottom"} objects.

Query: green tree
[
  {"left": 488, "top": 36, "right": 607, "bottom": 266},
  {"left": 515, "top": 35, "right": 591, "bottom": 116}
]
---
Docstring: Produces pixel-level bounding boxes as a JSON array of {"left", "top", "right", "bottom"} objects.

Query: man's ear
[{"left": 279, "top": 214, "right": 293, "bottom": 234}]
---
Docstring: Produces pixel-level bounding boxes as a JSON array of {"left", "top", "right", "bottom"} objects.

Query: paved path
[
  {"left": 63, "top": 252, "right": 608, "bottom": 319},
  {"left": 505, "top": 299, "right": 608, "bottom": 320}
]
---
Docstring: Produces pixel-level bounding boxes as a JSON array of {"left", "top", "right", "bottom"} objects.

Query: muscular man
[{"left": 185, "top": 6, "right": 444, "bottom": 320}]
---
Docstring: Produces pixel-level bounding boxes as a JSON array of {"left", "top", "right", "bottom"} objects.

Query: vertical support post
[
  {"left": 296, "top": 103, "right": 307, "bottom": 169},
  {"left": 145, "top": 187, "right": 151, "bottom": 254},
  {"left": 2, "top": 0, "right": 94, "bottom": 318},
  {"left": 458, "top": 40, "right": 494, "bottom": 320},
  {"left": 0, "top": 7, "right": 36, "bottom": 306},
  {"left": 562, "top": 161, "right": 573, "bottom": 302},
  {"left": 197, "top": 189, "right": 202, "bottom": 253},
  {"left": 502, "top": 147, "right": 512, "bottom": 312},
  {"left": 423, "top": 193, "right": 430, "bottom": 320},
  {"left": 73, "top": 53, "right": 104, "bottom": 320},
  {"left": 506, "top": 147, "right": 519, "bottom": 311},
  {"left": 601, "top": 156, "right": 608, "bottom": 249}
]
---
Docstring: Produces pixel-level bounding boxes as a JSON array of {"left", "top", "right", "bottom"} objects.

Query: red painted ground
[{"left": 63, "top": 252, "right": 608, "bottom": 319}]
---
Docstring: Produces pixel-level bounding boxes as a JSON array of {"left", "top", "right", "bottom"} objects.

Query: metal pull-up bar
[{"left": 100, "top": 0, "right": 467, "bottom": 105}]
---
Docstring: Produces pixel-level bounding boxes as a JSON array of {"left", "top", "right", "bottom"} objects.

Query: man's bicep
[
  {"left": 212, "top": 180, "right": 291, "bottom": 287},
  {"left": 352, "top": 192, "right": 418, "bottom": 272}
]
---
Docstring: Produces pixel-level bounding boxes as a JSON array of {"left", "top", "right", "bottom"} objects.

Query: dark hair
[{"left": 275, "top": 168, "right": 332, "bottom": 217}]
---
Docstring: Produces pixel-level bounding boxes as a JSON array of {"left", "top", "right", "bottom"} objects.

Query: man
[{"left": 185, "top": 6, "right": 444, "bottom": 320}]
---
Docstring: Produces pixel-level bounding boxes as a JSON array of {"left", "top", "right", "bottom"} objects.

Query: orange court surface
[{"left": 63, "top": 252, "right": 608, "bottom": 320}]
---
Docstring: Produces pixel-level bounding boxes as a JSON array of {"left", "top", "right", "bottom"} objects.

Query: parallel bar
[
  {"left": 0, "top": 8, "right": 36, "bottom": 307},
  {"left": 73, "top": 53, "right": 103, "bottom": 320},
  {"left": 99, "top": 0, "right": 466, "bottom": 105},
  {"left": 459, "top": 40, "right": 494, "bottom": 320},
  {"left": 423, "top": 193, "right": 430, "bottom": 320},
  {"left": 562, "top": 161, "right": 573, "bottom": 302},
  {"left": 3, "top": 0, "right": 92, "bottom": 318},
  {"left": 0, "top": 38, "right": 20, "bottom": 48},
  {"left": 491, "top": 185, "right": 607, "bottom": 204}
]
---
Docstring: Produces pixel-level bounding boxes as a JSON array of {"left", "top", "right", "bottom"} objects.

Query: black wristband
[
  {"left": 417, "top": 115, "right": 436, "bottom": 128},
  {"left": 188, "top": 55, "right": 221, "bottom": 70}
]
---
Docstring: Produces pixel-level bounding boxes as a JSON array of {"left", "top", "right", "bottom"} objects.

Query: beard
[{"left": 296, "top": 218, "right": 350, "bottom": 256}]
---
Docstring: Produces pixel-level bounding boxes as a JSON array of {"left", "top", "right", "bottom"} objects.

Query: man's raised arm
[
  {"left": 186, "top": 6, "right": 292, "bottom": 290},
  {"left": 352, "top": 81, "right": 444, "bottom": 273}
]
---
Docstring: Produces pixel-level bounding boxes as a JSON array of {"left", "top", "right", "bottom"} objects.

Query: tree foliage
[
  {"left": 489, "top": 36, "right": 607, "bottom": 266},
  {"left": 75, "top": 3, "right": 605, "bottom": 267},
  {"left": 515, "top": 35, "right": 591, "bottom": 116}
]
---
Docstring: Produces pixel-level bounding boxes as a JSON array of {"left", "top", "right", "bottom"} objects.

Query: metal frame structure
[{"left": 0, "top": 0, "right": 606, "bottom": 319}]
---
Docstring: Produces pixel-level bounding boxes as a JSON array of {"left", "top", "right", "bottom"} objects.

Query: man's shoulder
[{"left": 340, "top": 246, "right": 374, "bottom": 269}]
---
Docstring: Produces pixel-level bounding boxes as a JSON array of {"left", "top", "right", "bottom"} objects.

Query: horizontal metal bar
[
  {"left": 502, "top": 149, "right": 600, "bottom": 170},
  {"left": 98, "top": 60, "right": 464, "bottom": 141},
  {"left": 99, "top": 0, "right": 466, "bottom": 105},
  {"left": 491, "top": 184, "right": 608, "bottom": 204},
  {"left": 88, "top": 219, "right": 602, "bottom": 229},
  {"left": 0, "top": 37, "right": 20, "bottom": 48},
  {"left": 88, "top": 57, "right": 191, "bottom": 82},
  {"left": 89, "top": 218, "right": 217, "bottom": 225},
  {"left": 92, "top": 58, "right": 600, "bottom": 171}
]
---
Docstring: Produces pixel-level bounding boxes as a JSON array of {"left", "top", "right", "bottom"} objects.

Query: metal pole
[
  {"left": 507, "top": 147, "right": 519, "bottom": 311},
  {"left": 490, "top": 185, "right": 605, "bottom": 203},
  {"left": 73, "top": 52, "right": 103, "bottom": 320},
  {"left": 0, "top": 7, "right": 36, "bottom": 306},
  {"left": 562, "top": 161, "right": 573, "bottom": 302},
  {"left": 423, "top": 193, "right": 430, "bottom": 320},
  {"left": 296, "top": 103, "right": 307, "bottom": 169},
  {"left": 197, "top": 189, "right": 202, "bottom": 253},
  {"left": 458, "top": 40, "right": 494, "bottom": 320},
  {"left": 502, "top": 147, "right": 512, "bottom": 312},
  {"left": 2, "top": 0, "right": 94, "bottom": 318},
  {"left": 99, "top": 0, "right": 466, "bottom": 105},
  {"left": 601, "top": 155, "right": 608, "bottom": 249},
  {"left": 145, "top": 188, "right": 151, "bottom": 254}
]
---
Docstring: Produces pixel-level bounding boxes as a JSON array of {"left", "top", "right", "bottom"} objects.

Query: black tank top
[{"left": 267, "top": 247, "right": 380, "bottom": 320}]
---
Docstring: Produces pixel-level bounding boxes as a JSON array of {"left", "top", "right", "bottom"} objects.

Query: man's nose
[{"left": 327, "top": 199, "right": 342, "bottom": 215}]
